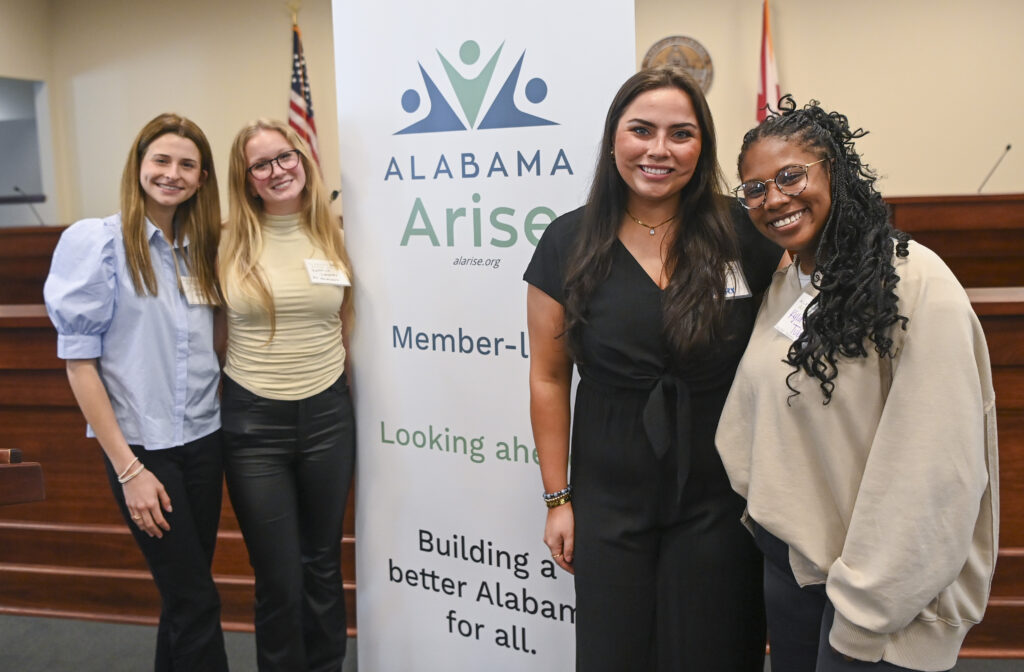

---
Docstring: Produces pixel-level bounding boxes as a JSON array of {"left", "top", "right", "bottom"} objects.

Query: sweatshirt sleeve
[{"left": 825, "top": 250, "right": 994, "bottom": 660}]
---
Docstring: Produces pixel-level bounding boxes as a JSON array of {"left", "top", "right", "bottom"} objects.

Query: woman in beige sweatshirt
[{"left": 716, "top": 97, "right": 998, "bottom": 672}]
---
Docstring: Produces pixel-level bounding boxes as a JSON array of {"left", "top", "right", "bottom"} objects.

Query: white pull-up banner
[{"left": 333, "top": 3, "right": 635, "bottom": 669}]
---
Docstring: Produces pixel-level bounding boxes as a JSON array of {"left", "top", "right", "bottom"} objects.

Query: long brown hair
[
  {"left": 220, "top": 119, "right": 353, "bottom": 338},
  {"left": 120, "top": 113, "right": 221, "bottom": 303},
  {"left": 564, "top": 66, "right": 737, "bottom": 358}
]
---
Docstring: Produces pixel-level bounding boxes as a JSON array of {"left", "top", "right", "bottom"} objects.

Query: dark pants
[
  {"left": 753, "top": 523, "right": 943, "bottom": 672},
  {"left": 571, "top": 385, "right": 766, "bottom": 672},
  {"left": 104, "top": 430, "right": 228, "bottom": 672},
  {"left": 221, "top": 374, "right": 355, "bottom": 672}
]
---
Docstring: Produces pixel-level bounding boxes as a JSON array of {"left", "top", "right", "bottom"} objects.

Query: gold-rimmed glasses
[{"left": 733, "top": 158, "right": 827, "bottom": 210}]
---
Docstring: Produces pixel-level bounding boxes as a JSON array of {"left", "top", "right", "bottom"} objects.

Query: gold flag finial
[{"left": 286, "top": 0, "right": 301, "bottom": 25}]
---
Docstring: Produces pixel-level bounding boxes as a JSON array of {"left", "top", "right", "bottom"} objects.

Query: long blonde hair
[
  {"left": 221, "top": 118, "right": 353, "bottom": 337},
  {"left": 120, "top": 113, "right": 221, "bottom": 303}
]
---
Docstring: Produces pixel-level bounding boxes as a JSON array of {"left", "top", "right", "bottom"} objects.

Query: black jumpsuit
[{"left": 524, "top": 204, "right": 778, "bottom": 671}]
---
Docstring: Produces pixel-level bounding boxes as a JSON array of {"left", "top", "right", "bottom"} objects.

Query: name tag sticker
[
  {"left": 724, "top": 261, "right": 752, "bottom": 299},
  {"left": 304, "top": 259, "right": 351, "bottom": 286},
  {"left": 775, "top": 293, "right": 814, "bottom": 341},
  {"left": 180, "top": 277, "right": 210, "bottom": 305}
]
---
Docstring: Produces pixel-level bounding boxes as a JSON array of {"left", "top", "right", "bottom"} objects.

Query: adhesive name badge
[
  {"left": 724, "top": 261, "right": 752, "bottom": 299},
  {"left": 774, "top": 292, "right": 814, "bottom": 341},
  {"left": 304, "top": 259, "right": 351, "bottom": 286},
  {"left": 179, "top": 277, "right": 210, "bottom": 305}
]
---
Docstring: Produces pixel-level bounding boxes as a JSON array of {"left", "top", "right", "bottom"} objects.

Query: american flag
[{"left": 290, "top": 23, "right": 320, "bottom": 165}]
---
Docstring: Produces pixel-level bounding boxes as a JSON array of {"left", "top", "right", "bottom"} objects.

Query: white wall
[
  {"left": 0, "top": 0, "right": 1021, "bottom": 225},
  {"left": 45, "top": 0, "right": 342, "bottom": 223},
  {"left": 0, "top": 0, "right": 51, "bottom": 82},
  {"left": 636, "top": 0, "right": 1024, "bottom": 196},
  {"left": 0, "top": 1, "right": 57, "bottom": 225},
  {"left": 1, "top": 0, "right": 341, "bottom": 224}
]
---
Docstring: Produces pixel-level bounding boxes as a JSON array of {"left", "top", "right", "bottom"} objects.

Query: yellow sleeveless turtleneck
[{"left": 223, "top": 213, "right": 346, "bottom": 400}]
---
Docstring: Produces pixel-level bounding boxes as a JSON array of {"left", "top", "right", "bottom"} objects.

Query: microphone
[
  {"left": 977, "top": 144, "right": 1012, "bottom": 194},
  {"left": 13, "top": 185, "right": 45, "bottom": 226}
]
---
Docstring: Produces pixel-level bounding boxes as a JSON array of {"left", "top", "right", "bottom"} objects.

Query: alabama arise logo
[{"left": 396, "top": 40, "right": 557, "bottom": 134}]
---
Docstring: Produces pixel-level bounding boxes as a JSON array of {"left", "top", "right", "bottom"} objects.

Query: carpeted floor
[
  {"left": 0, "top": 614, "right": 1016, "bottom": 671},
  {"left": 0, "top": 614, "right": 355, "bottom": 672}
]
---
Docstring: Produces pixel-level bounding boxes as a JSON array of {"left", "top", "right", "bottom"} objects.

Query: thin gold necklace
[{"left": 625, "top": 209, "right": 675, "bottom": 236}]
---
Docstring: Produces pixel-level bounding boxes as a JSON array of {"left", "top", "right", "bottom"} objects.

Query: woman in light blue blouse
[{"left": 43, "top": 113, "right": 228, "bottom": 671}]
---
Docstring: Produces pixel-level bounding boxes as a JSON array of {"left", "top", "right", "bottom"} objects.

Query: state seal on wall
[{"left": 642, "top": 36, "right": 713, "bottom": 93}]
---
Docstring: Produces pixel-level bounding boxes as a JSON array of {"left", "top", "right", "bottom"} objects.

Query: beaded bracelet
[
  {"left": 543, "top": 485, "right": 573, "bottom": 509},
  {"left": 542, "top": 485, "right": 572, "bottom": 502}
]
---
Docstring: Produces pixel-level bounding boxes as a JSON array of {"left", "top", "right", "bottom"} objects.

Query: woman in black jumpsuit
[{"left": 525, "top": 67, "right": 778, "bottom": 670}]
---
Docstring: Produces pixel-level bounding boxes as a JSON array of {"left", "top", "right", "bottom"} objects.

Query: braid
[{"left": 738, "top": 96, "right": 911, "bottom": 403}]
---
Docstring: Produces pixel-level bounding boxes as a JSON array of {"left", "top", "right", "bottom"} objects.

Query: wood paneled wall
[
  {"left": 0, "top": 226, "right": 63, "bottom": 305},
  {"left": 958, "top": 295, "right": 1024, "bottom": 656},
  {"left": 0, "top": 299, "right": 356, "bottom": 634},
  {"left": 888, "top": 193, "right": 1024, "bottom": 287},
  {"left": 1, "top": 194, "right": 1021, "bottom": 655},
  {"left": 886, "top": 194, "right": 1024, "bottom": 657}
]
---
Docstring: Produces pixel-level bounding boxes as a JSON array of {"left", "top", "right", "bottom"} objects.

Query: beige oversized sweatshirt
[{"left": 716, "top": 241, "right": 999, "bottom": 672}]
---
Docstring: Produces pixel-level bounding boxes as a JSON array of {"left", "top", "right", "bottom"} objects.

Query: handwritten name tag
[
  {"left": 304, "top": 259, "right": 351, "bottom": 286},
  {"left": 724, "top": 261, "right": 752, "bottom": 300},
  {"left": 774, "top": 293, "right": 814, "bottom": 341}
]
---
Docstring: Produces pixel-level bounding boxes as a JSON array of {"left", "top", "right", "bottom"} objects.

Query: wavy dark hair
[
  {"left": 564, "top": 66, "right": 738, "bottom": 359},
  {"left": 738, "top": 95, "right": 910, "bottom": 403}
]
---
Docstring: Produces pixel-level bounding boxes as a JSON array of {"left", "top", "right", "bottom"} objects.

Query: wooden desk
[{"left": 0, "top": 463, "right": 45, "bottom": 506}]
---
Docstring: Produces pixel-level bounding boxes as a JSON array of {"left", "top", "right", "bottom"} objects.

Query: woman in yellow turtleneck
[{"left": 219, "top": 119, "right": 355, "bottom": 672}]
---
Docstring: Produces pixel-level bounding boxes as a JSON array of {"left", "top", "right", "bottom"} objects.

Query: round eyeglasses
[
  {"left": 732, "top": 159, "right": 827, "bottom": 210},
  {"left": 247, "top": 149, "right": 301, "bottom": 180}
]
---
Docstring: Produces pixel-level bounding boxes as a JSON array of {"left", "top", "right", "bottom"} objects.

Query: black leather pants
[{"left": 222, "top": 374, "right": 355, "bottom": 672}]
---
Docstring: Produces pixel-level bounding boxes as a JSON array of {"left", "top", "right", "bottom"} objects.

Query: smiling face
[
  {"left": 245, "top": 129, "right": 306, "bottom": 215},
  {"left": 739, "top": 136, "right": 832, "bottom": 270},
  {"left": 613, "top": 86, "right": 702, "bottom": 213},
  {"left": 138, "top": 133, "right": 204, "bottom": 219}
]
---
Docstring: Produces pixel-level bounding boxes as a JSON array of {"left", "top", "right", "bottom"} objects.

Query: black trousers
[
  {"left": 571, "top": 387, "right": 766, "bottom": 671},
  {"left": 753, "top": 523, "right": 942, "bottom": 672},
  {"left": 222, "top": 374, "right": 356, "bottom": 672},
  {"left": 104, "top": 430, "right": 228, "bottom": 672}
]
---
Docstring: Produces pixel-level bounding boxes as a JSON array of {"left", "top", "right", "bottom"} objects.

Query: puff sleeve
[{"left": 43, "top": 219, "right": 118, "bottom": 360}]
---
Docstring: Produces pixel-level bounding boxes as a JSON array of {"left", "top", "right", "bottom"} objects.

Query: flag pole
[
  {"left": 757, "top": 0, "right": 781, "bottom": 122},
  {"left": 287, "top": 0, "right": 320, "bottom": 166}
]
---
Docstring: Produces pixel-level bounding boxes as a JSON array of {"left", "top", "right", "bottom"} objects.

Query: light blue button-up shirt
[{"left": 43, "top": 214, "right": 220, "bottom": 450}]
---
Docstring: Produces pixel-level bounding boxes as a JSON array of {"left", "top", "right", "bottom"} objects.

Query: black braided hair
[{"left": 738, "top": 95, "right": 911, "bottom": 403}]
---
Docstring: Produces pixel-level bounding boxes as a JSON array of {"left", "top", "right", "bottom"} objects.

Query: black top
[{"left": 524, "top": 201, "right": 780, "bottom": 498}]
